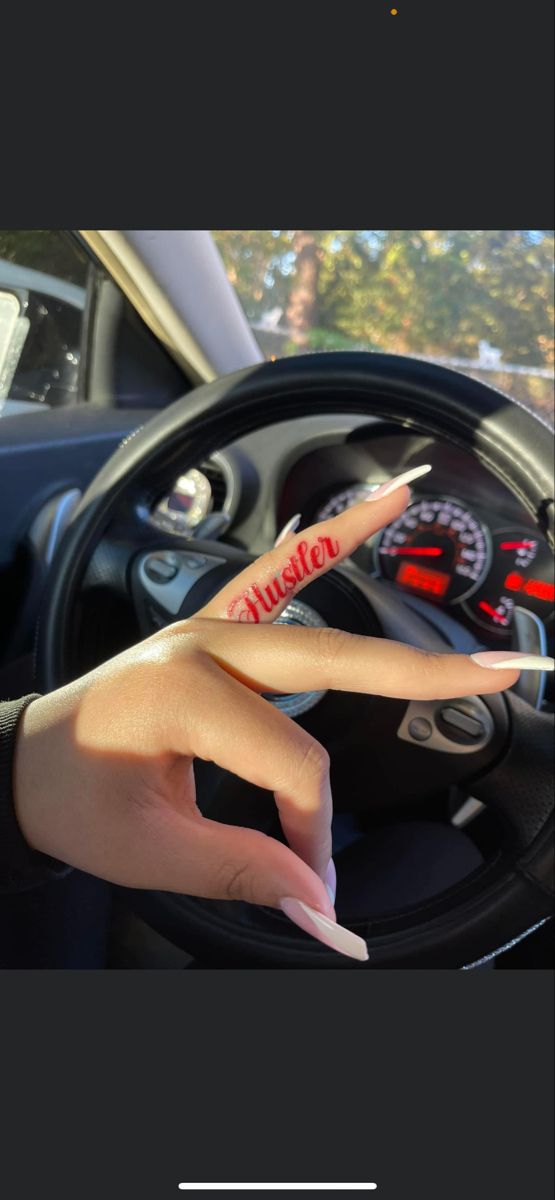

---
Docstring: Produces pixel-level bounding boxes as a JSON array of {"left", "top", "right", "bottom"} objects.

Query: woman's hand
[{"left": 14, "top": 469, "right": 552, "bottom": 960}]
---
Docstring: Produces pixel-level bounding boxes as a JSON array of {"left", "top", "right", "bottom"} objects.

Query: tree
[
  {"left": 284, "top": 230, "right": 322, "bottom": 348},
  {"left": 212, "top": 229, "right": 554, "bottom": 371}
]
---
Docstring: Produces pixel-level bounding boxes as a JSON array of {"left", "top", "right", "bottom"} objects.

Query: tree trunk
[{"left": 285, "top": 231, "right": 320, "bottom": 348}]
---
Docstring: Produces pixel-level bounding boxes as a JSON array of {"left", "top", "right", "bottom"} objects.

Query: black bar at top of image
[{"left": 2, "top": 0, "right": 554, "bottom": 228}]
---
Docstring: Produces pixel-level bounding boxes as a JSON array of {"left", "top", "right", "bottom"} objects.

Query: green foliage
[
  {"left": 212, "top": 230, "right": 554, "bottom": 371},
  {"left": 306, "top": 326, "right": 369, "bottom": 352}
]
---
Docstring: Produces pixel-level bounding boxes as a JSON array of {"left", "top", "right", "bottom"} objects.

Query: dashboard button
[
  {"left": 183, "top": 554, "right": 207, "bottom": 569},
  {"left": 144, "top": 555, "right": 179, "bottom": 583},
  {"left": 440, "top": 706, "right": 485, "bottom": 739},
  {"left": 408, "top": 717, "right": 433, "bottom": 741}
]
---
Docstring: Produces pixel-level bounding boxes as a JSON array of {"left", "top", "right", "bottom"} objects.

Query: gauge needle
[
  {"left": 479, "top": 601, "right": 509, "bottom": 625},
  {"left": 499, "top": 540, "right": 536, "bottom": 551},
  {"left": 379, "top": 546, "right": 444, "bottom": 557}
]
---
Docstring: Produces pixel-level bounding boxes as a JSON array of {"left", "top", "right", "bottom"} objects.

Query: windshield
[{"left": 212, "top": 230, "right": 554, "bottom": 424}]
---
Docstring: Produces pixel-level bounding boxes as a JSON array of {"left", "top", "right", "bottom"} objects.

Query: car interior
[{"left": 1, "top": 230, "right": 553, "bottom": 969}]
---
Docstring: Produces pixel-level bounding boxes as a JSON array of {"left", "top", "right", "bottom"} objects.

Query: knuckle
[
  {"left": 147, "top": 623, "right": 211, "bottom": 678},
  {"left": 415, "top": 649, "right": 444, "bottom": 680},
  {"left": 219, "top": 860, "right": 255, "bottom": 903},
  {"left": 158, "top": 617, "right": 208, "bottom": 648},
  {"left": 315, "top": 625, "right": 352, "bottom": 672},
  {"left": 296, "top": 737, "right": 330, "bottom": 785}
]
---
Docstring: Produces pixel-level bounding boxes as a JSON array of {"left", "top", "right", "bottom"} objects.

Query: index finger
[
  {"left": 182, "top": 619, "right": 553, "bottom": 700},
  {"left": 197, "top": 465, "right": 432, "bottom": 624}
]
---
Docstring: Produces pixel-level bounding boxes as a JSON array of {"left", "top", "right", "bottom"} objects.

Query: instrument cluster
[{"left": 313, "top": 482, "right": 554, "bottom": 638}]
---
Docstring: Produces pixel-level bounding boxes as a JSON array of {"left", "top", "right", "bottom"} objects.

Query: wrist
[
  {"left": 0, "top": 693, "right": 70, "bottom": 892},
  {"left": 13, "top": 694, "right": 45, "bottom": 851}
]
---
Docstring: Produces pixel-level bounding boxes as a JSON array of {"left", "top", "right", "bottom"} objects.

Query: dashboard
[
  {"left": 148, "top": 419, "right": 554, "bottom": 653},
  {"left": 274, "top": 426, "right": 554, "bottom": 648}
]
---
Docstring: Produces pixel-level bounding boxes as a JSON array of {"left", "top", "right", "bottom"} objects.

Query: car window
[
  {"left": 0, "top": 231, "right": 188, "bottom": 417},
  {"left": 212, "top": 230, "right": 555, "bottom": 425},
  {"left": 0, "top": 231, "right": 89, "bottom": 413}
]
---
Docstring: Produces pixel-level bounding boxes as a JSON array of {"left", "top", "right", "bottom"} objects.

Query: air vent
[{"left": 200, "top": 458, "right": 227, "bottom": 510}]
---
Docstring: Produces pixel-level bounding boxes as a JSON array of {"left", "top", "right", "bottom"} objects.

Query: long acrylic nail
[
  {"left": 470, "top": 651, "right": 555, "bottom": 671},
  {"left": 325, "top": 858, "right": 337, "bottom": 905},
  {"left": 274, "top": 513, "right": 302, "bottom": 547},
  {"left": 365, "top": 463, "right": 432, "bottom": 501},
  {"left": 280, "top": 898, "right": 368, "bottom": 961}
]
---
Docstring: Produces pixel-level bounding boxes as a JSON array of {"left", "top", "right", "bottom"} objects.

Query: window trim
[{"left": 78, "top": 230, "right": 216, "bottom": 384}]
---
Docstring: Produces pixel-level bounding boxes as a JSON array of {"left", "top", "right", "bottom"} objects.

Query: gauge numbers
[
  {"left": 376, "top": 497, "right": 491, "bottom": 605},
  {"left": 315, "top": 483, "right": 380, "bottom": 521}
]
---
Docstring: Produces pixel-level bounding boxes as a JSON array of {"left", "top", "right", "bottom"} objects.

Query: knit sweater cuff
[{"left": 0, "top": 695, "right": 72, "bottom": 893}]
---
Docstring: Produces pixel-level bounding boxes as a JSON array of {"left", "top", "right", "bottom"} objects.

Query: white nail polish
[
  {"left": 470, "top": 651, "right": 555, "bottom": 671},
  {"left": 280, "top": 898, "right": 369, "bottom": 961},
  {"left": 366, "top": 463, "right": 432, "bottom": 501},
  {"left": 325, "top": 857, "right": 336, "bottom": 906},
  {"left": 274, "top": 513, "right": 301, "bottom": 547}
]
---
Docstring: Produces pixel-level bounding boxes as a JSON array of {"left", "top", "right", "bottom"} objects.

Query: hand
[{"left": 14, "top": 470, "right": 551, "bottom": 960}]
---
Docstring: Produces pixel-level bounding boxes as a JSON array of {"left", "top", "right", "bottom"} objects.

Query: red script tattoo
[{"left": 226, "top": 536, "right": 340, "bottom": 622}]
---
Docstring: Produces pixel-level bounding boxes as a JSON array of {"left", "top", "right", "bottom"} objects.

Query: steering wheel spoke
[{"left": 130, "top": 544, "right": 231, "bottom": 634}]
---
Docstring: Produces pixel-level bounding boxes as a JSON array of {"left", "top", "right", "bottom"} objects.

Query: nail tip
[
  {"left": 280, "top": 898, "right": 369, "bottom": 962},
  {"left": 470, "top": 651, "right": 555, "bottom": 672},
  {"left": 366, "top": 463, "right": 433, "bottom": 502},
  {"left": 274, "top": 513, "right": 302, "bottom": 546}
]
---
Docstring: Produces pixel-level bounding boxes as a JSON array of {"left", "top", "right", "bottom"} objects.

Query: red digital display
[
  {"left": 396, "top": 561, "right": 451, "bottom": 597},
  {"left": 504, "top": 571, "right": 555, "bottom": 603}
]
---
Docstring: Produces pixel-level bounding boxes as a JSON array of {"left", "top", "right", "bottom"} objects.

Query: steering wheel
[{"left": 36, "top": 353, "right": 554, "bottom": 968}]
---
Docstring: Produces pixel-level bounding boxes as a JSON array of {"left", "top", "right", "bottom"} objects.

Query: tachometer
[
  {"left": 376, "top": 497, "right": 491, "bottom": 604},
  {"left": 315, "top": 483, "right": 379, "bottom": 521},
  {"left": 463, "top": 528, "right": 555, "bottom": 632}
]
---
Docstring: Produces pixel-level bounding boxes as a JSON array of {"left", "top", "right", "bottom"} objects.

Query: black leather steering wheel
[{"left": 36, "top": 353, "right": 554, "bottom": 967}]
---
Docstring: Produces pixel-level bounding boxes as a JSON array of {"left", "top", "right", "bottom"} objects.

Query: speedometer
[
  {"left": 316, "top": 483, "right": 379, "bottom": 521},
  {"left": 376, "top": 497, "right": 491, "bottom": 604}
]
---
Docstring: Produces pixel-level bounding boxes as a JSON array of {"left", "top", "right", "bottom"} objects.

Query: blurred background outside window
[{"left": 213, "top": 230, "right": 554, "bottom": 424}]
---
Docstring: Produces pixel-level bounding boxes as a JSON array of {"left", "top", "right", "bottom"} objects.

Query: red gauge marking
[
  {"left": 379, "top": 546, "right": 443, "bottom": 557},
  {"left": 499, "top": 540, "right": 536, "bottom": 551},
  {"left": 478, "top": 600, "right": 509, "bottom": 625}
]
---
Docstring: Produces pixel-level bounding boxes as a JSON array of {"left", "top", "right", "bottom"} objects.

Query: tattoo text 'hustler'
[{"left": 226, "top": 536, "right": 340, "bottom": 622}]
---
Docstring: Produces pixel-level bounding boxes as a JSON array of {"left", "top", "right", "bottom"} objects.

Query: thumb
[{"left": 157, "top": 811, "right": 368, "bottom": 962}]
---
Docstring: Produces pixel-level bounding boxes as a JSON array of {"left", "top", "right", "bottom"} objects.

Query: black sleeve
[{"left": 0, "top": 695, "right": 72, "bottom": 893}]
